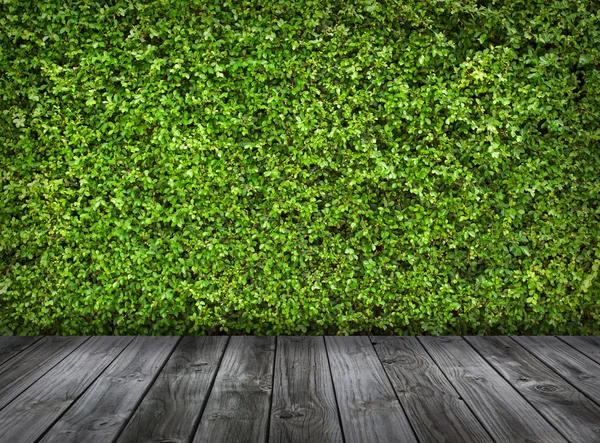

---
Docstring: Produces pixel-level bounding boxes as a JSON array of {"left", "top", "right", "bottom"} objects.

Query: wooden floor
[{"left": 0, "top": 336, "right": 599, "bottom": 443}]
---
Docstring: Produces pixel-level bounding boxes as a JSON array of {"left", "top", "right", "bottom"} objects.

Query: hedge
[{"left": 1, "top": 0, "right": 599, "bottom": 336}]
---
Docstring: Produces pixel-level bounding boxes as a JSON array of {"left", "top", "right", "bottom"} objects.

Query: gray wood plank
[
  {"left": 371, "top": 336, "right": 492, "bottom": 443},
  {"left": 115, "top": 336, "right": 229, "bottom": 443},
  {"left": 512, "top": 336, "right": 600, "bottom": 408},
  {"left": 557, "top": 336, "right": 600, "bottom": 365},
  {"left": 419, "top": 336, "right": 568, "bottom": 443},
  {"left": 0, "top": 336, "right": 133, "bottom": 443},
  {"left": 39, "top": 336, "right": 180, "bottom": 443},
  {"left": 192, "top": 336, "right": 275, "bottom": 443},
  {"left": 0, "top": 336, "right": 43, "bottom": 367},
  {"left": 269, "top": 336, "right": 343, "bottom": 443},
  {"left": 466, "top": 336, "right": 600, "bottom": 443},
  {"left": 325, "top": 336, "right": 418, "bottom": 443},
  {"left": 0, "top": 336, "right": 88, "bottom": 411}
]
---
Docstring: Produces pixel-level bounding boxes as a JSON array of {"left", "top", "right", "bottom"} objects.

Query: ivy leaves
[{"left": 1, "top": 0, "right": 599, "bottom": 336}]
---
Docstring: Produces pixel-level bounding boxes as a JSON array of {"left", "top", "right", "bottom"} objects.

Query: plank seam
[
  {"left": 369, "top": 336, "right": 422, "bottom": 443},
  {"left": 188, "top": 335, "right": 232, "bottom": 443},
  {"left": 32, "top": 336, "right": 135, "bottom": 443},
  {"left": 323, "top": 336, "right": 347, "bottom": 443},
  {"left": 466, "top": 336, "right": 572, "bottom": 443},
  {"left": 416, "top": 336, "right": 498, "bottom": 443},
  {"left": 0, "top": 336, "right": 52, "bottom": 414},
  {"left": 508, "top": 336, "right": 600, "bottom": 411},
  {"left": 110, "top": 336, "right": 184, "bottom": 443},
  {"left": 264, "top": 336, "right": 277, "bottom": 443},
  {"left": 0, "top": 337, "right": 92, "bottom": 415},
  {"left": 555, "top": 335, "right": 600, "bottom": 365},
  {"left": 0, "top": 336, "right": 45, "bottom": 371}
]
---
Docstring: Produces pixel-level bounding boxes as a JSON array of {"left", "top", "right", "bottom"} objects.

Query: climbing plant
[{"left": 1, "top": 0, "right": 599, "bottom": 335}]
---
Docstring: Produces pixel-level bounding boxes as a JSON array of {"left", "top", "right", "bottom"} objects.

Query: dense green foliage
[{"left": 1, "top": 0, "right": 599, "bottom": 336}]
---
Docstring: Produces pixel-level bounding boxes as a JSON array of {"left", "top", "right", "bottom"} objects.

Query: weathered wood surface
[
  {"left": 0, "top": 336, "right": 133, "bottom": 443},
  {"left": 116, "top": 336, "right": 229, "bottom": 443},
  {"left": 419, "top": 336, "right": 568, "bottom": 443},
  {"left": 38, "top": 336, "right": 180, "bottom": 443},
  {"left": 269, "top": 336, "right": 343, "bottom": 443},
  {"left": 0, "top": 336, "right": 599, "bottom": 443},
  {"left": 466, "top": 335, "right": 600, "bottom": 442},
  {"left": 0, "top": 336, "right": 87, "bottom": 410},
  {"left": 557, "top": 335, "right": 600, "bottom": 365},
  {"left": 372, "top": 336, "right": 492, "bottom": 443},
  {"left": 513, "top": 336, "right": 600, "bottom": 408},
  {"left": 0, "top": 336, "right": 42, "bottom": 367},
  {"left": 192, "top": 336, "right": 276, "bottom": 443},
  {"left": 326, "top": 336, "right": 418, "bottom": 443}
]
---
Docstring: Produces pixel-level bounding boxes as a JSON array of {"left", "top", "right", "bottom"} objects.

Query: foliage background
[{"left": 1, "top": 0, "right": 599, "bottom": 335}]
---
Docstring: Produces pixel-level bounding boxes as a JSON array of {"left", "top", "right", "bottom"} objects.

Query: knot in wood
[
  {"left": 534, "top": 384, "right": 559, "bottom": 393},
  {"left": 191, "top": 362, "right": 209, "bottom": 367},
  {"left": 468, "top": 375, "right": 485, "bottom": 382},
  {"left": 88, "top": 415, "right": 120, "bottom": 431},
  {"left": 279, "top": 410, "right": 303, "bottom": 419},
  {"left": 396, "top": 354, "right": 416, "bottom": 365}
]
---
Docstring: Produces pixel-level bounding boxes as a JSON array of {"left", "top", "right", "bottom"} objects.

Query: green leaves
[{"left": 1, "top": 0, "right": 599, "bottom": 336}]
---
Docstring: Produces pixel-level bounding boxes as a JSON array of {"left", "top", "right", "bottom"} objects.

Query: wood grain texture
[
  {"left": 467, "top": 336, "right": 600, "bottom": 443},
  {"left": 371, "top": 336, "right": 492, "bottom": 443},
  {"left": 39, "top": 336, "right": 180, "bottom": 443},
  {"left": 115, "top": 336, "right": 229, "bottom": 443},
  {"left": 192, "top": 336, "right": 275, "bottom": 443},
  {"left": 512, "top": 336, "right": 600, "bottom": 408},
  {"left": 0, "top": 336, "right": 42, "bottom": 367},
  {"left": 0, "top": 336, "right": 133, "bottom": 443},
  {"left": 269, "top": 336, "right": 343, "bottom": 443},
  {"left": 1, "top": 336, "right": 597, "bottom": 442},
  {"left": 557, "top": 336, "right": 600, "bottom": 365},
  {"left": 0, "top": 336, "right": 87, "bottom": 411},
  {"left": 325, "top": 336, "right": 418, "bottom": 443},
  {"left": 419, "top": 336, "right": 568, "bottom": 443}
]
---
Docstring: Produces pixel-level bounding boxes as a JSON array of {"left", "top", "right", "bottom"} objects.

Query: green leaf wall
[{"left": 1, "top": 0, "right": 599, "bottom": 335}]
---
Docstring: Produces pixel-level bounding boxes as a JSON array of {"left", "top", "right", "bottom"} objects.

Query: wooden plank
[
  {"left": 115, "top": 336, "right": 229, "bottom": 443},
  {"left": 0, "top": 336, "right": 88, "bottom": 410},
  {"left": 557, "top": 336, "right": 600, "bottom": 365},
  {"left": 0, "top": 336, "right": 43, "bottom": 367},
  {"left": 0, "top": 336, "right": 133, "bottom": 443},
  {"left": 371, "top": 336, "right": 492, "bottom": 443},
  {"left": 269, "top": 336, "right": 343, "bottom": 443},
  {"left": 467, "top": 336, "right": 600, "bottom": 443},
  {"left": 39, "top": 336, "right": 180, "bottom": 443},
  {"left": 192, "top": 336, "right": 275, "bottom": 443},
  {"left": 325, "top": 336, "right": 418, "bottom": 443},
  {"left": 419, "top": 336, "right": 568, "bottom": 443},
  {"left": 512, "top": 336, "right": 600, "bottom": 407}
]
